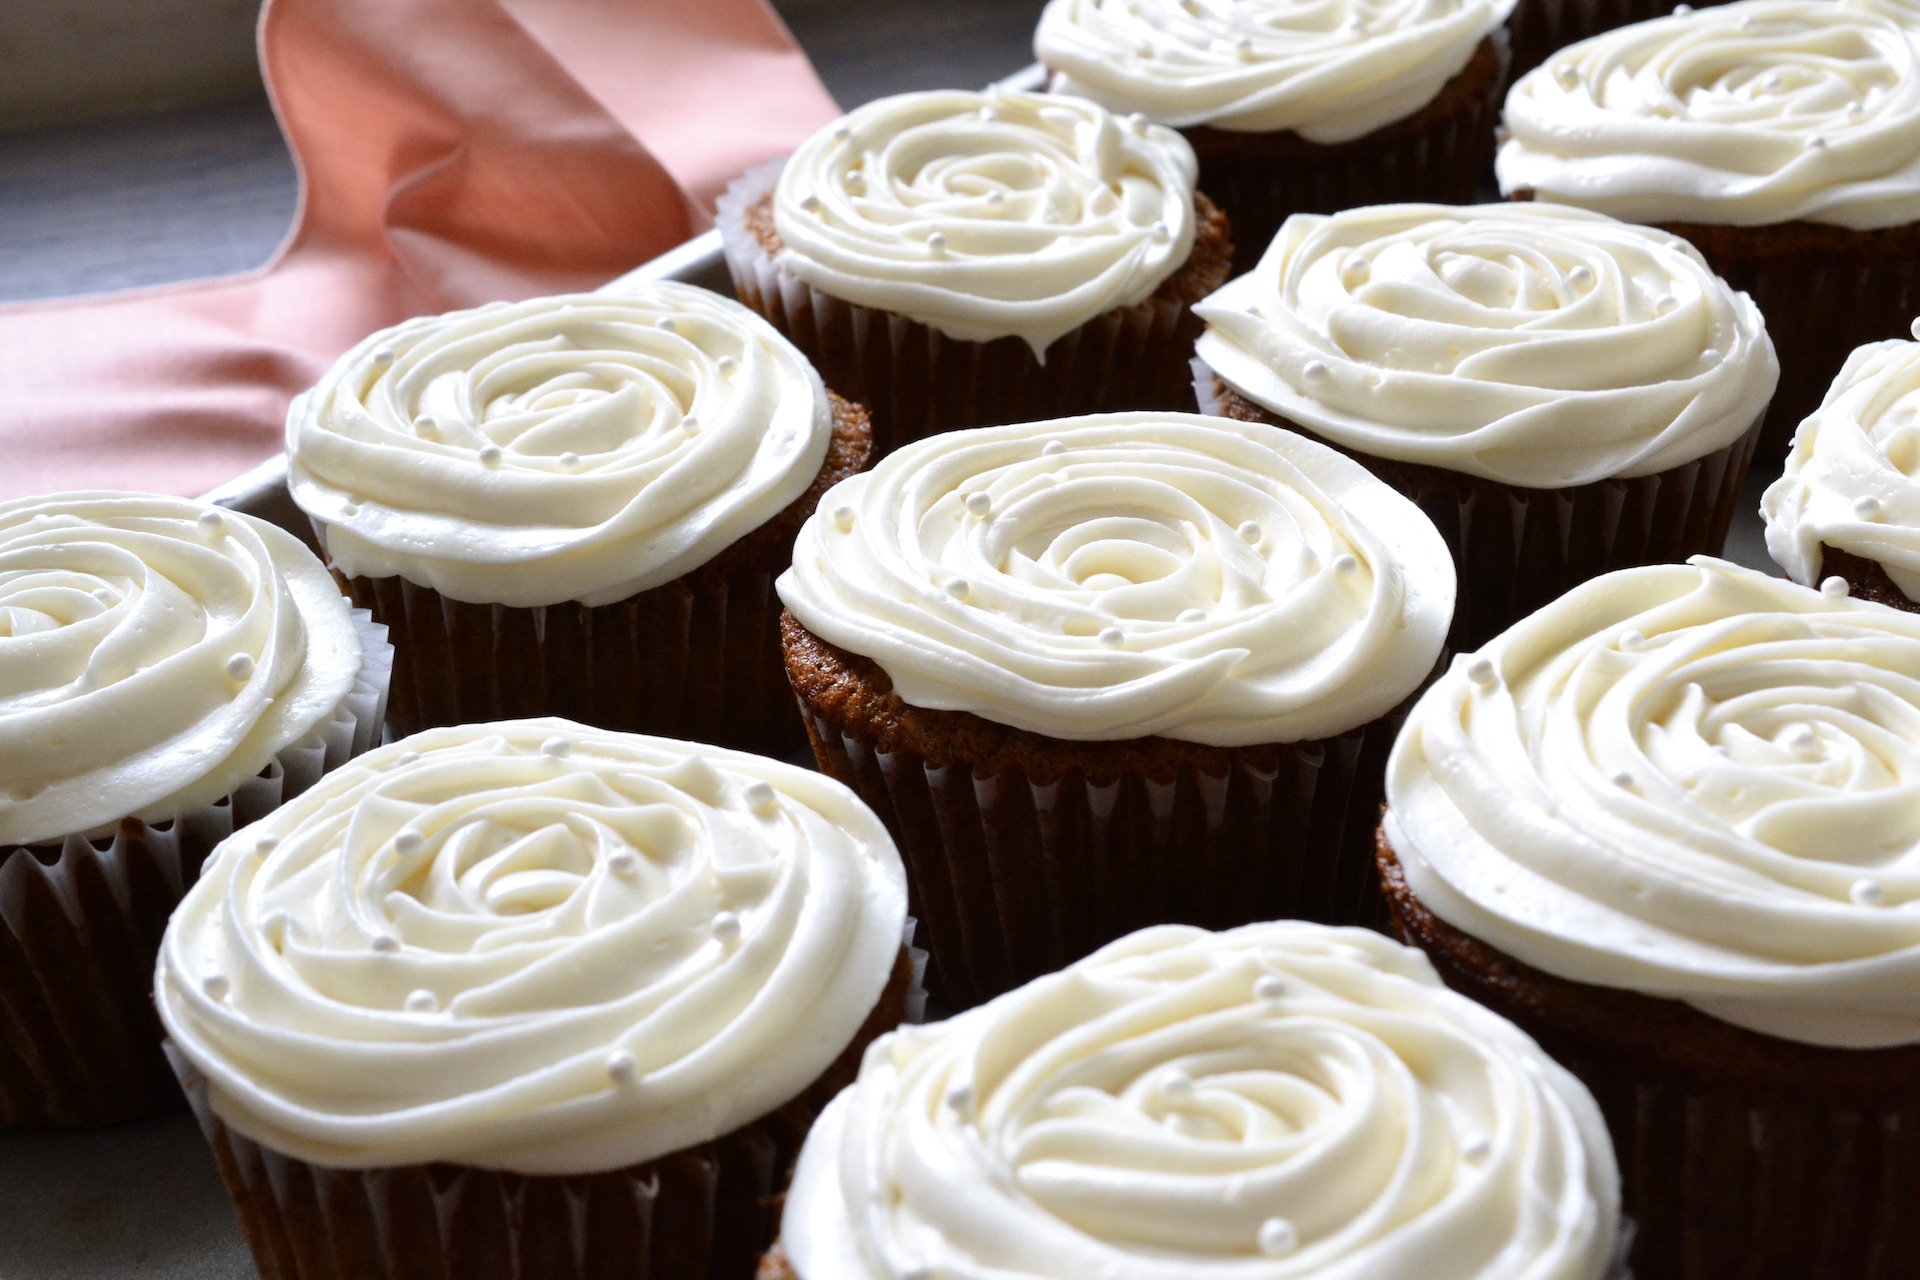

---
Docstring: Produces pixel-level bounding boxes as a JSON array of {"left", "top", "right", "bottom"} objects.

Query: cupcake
[
  {"left": 156, "top": 719, "right": 913, "bottom": 1280},
  {"left": 1034, "top": 0, "right": 1513, "bottom": 275},
  {"left": 1764, "top": 319, "right": 1920, "bottom": 611},
  {"left": 0, "top": 492, "right": 389, "bottom": 1128},
  {"left": 778, "top": 411, "right": 1454, "bottom": 1009},
  {"left": 716, "top": 90, "right": 1233, "bottom": 456},
  {"left": 1498, "top": 0, "right": 1920, "bottom": 459},
  {"left": 762, "top": 921, "right": 1622, "bottom": 1280},
  {"left": 286, "top": 280, "right": 872, "bottom": 751},
  {"left": 1379, "top": 558, "right": 1920, "bottom": 1279},
  {"left": 1194, "top": 201, "right": 1776, "bottom": 648}
]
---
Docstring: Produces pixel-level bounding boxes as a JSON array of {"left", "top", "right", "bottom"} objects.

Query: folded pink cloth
[{"left": 0, "top": 0, "right": 839, "bottom": 500}]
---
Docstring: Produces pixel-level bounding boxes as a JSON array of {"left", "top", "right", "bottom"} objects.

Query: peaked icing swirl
[
  {"left": 771, "top": 90, "right": 1198, "bottom": 357},
  {"left": 1035, "top": 0, "right": 1516, "bottom": 143},
  {"left": 776, "top": 412, "right": 1453, "bottom": 747},
  {"left": 1499, "top": 0, "right": 1920, "bottom": 229},
  {"left": 287, "top": 282, "right": 832, "bottom": 609},
  {"left": 1194, "top": 203, "right": 1777, "bottom": 487},
  {"left": 0, "top": 493, "right": 364, "bottom": 846},
  {"left": 1765, "top": 329, "right": 1920, "bottom": 601},
  {"left": 781, "top": 922, "right": 1620, "bottom": 1280},
  {"left": 155, "top": 720, "right": 909, "bottom": 1174},
  {"left": 1387, "top": 558, "right": 1920, "bottom": 1049}
]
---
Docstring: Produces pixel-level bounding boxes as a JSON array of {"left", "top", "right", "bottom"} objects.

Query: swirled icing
[
  {"left": 0, "top": 492, "right": 365, "bottom": 847},
  {"left": 1194, "top": 203, "right": 1777, "bottom": 487},
  {"left": 771, "top": 90, "right": 1198, "bottom": 358},
  {"left": 1386, "top": 558, "right": 1920, "bottom": 1049},
  {"left": 155, "top": 719, "right": 908, "bottom": 1173},
  {"left": 1035, "top": 0, "right": 1515, "bottom": 143},
  {"left": 1764, "top": 331, "right": 1920, "bottom": 601},
  {"left": 1498, "top": 0, "right": 1920, "bottom": 230},
  {"left": 781, "top": 922, "right": 1620, "bottom": 1280},
  {"left": 286, "top": 282, "right": 832, "bottom": 609},
  {"left": 776, "top": 412, "right": 1453, "bottom": 747}
]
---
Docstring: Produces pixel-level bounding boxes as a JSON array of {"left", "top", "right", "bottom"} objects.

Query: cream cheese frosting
[
  {"left": 1035, "top": 0, "right": 1516, "bottom": 143},
  {"left": 776, "top": 412, "right": 1454, "bottom": 747},
  {"left": 1194, "top": 202, "right": 1777, "bottom": 487},
  {"left": 1386, "top": 558, "right": 1920, "bottom": 1049},
  {"left": 155, "top": 719, "right": 909, "bottom": 1174},
  {"left": 286, "top": 282, "right": 832, "bottom": 609},
  {"left": 769, "top": 90, "right": 1198, "bottom": 358},
  {"left": 780, "top": 922, "right": 1620, "bottom": 1280},
  {"left": 1764, "top": 325, "right": 1920, "bottom": 601},
  {"left": 0, "top": 493, "right": 365, "bottom": 847},
  {"left": 1498, "top": 0, "right": 1920, "bottom": 230}
]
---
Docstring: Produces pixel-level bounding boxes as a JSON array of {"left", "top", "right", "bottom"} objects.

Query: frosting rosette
[
  {"left": 1764, "top": 327, "right": 1920, "bottom": 601},
  {"left": 1034, "top": 0, "right": 1516, "bottom": 142},
  {"left": 286, "top": 281, "right": 832, "bottom": 608},
  {"left": 154, "top": 719, "right": 909, "bottom": 1173},
  {"left": 1386, "top": 558, "right": 1920, "bottom": 1049},
  {"left": 776, "top": 412, "right": 1453, "bottom": 746},
  {"left": 0, "top": 492, "right": 366, "bottom": 847},
  {"left": 1194, "top": 202, "right": 1777, "bottom": 487},
  {"left": 779, "top": 922, "right": 1619, "bottom": 1280},
  {"left": 1498, "top": 0, "right": 1920, "bottom": 229},
  {"left": 770, "top": 90, "right": 1198, "bottom": 356}
]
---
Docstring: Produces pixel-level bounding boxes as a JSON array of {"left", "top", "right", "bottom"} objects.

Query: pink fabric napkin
[{"left": 0, "top": 0, "right": 840, "bottom": 501}]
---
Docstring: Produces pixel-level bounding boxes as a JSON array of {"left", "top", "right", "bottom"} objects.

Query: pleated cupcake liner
[
  {"left": 1819, "top": 546, "right": 1920, "bottom": 614},
  {"left": 1651, "top": 223, "right": 1920, "bottom": 467},
  {"left": 1196, "top": 361, "right": 1764, "bottom": 650},
  {"left": 785, "top": 619, "right": 1431, "bottom": 1011},
  {"left": 1505, "top": 0, "right": 1734, "bottom": 84},
  {"left": 1178, "top": 34, "right": 1507, "bottom": 275},
  {"left": 715, "top": 161, "right": 1229, "bottom": 458},
  {"left": 169, "top": 937, "right": 923, "bottom": 1280},
  {"left": 0, "top": 611, "right": 391, "bottom": 1129},
  {"left": 1378, "top": 831, "right": 1920, "bottom": 1280}
]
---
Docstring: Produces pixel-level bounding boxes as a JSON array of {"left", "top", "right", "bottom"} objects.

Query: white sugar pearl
[
  {"left": 254, "top": 835, "right": 280, "bottom": 856},
  {"left": 606, "top": 1051, "right": 638, "bottom": 1085},
  {"left": 394, "top": 830, "right": 424, "bottom": 855},
  {"left": 1099, "top": 626, "right": 1125, "bottom": 647},
  {"left": 396, "top": 751, "right": 421, "bottom": 766},
  {"left": 1854, "top": 496, "right": 1884, "bottom": 520},
  {"left": 832, "top": 504, "right": 856, "bottom": 530},
  {"left": 1619, "top": 630, "right": 1646, "bottom": 651},
  {"left": 560, "top": 452, "right": 580, "bottom": 468},
  {"left": 1345, "top": 255, "right": 1369, "bottom": 278},
  {"left": 404, "top": 989, "right": 439, "bottom": 1014},
  {"left": 712, "top": 912, "right": 743, "bottom": 945},
  {"left": 1253, "top": 974, "right": 1288, "bottom": 1002},
  {"left": 1159, "top": 1068, "right": 1194, "bottom": 1104},
  {"left": 717, "top": 356, "right": 738, "bottom": 374},
  {"left": 1611, "top": 771, "right": 1634, "bottom": 788},
  {"left": 745, "top": 781, "right": 778, "bottom": 813},
  {"left": 372, "top": 347, "right": 397, "bottom": 368},
  {"left": 1701, "top": 348, "right": 1720, "bottom": 364},
  {"left": 203, "top": 974, "right": 230, "bottom": 1001},
  {"left": 541, "top": 737, "right": 571, "bottom": 758},
  {"left": 371, "top": 933, "right": 400, "bottom": 954},
  {"left": 1555, "top": 63, "right": 1578, "bottom": 87},
  {"left": 1258, "top": 1218, "right": 1298, "bottom": 1256},
  {"left": 1237, "top": 520, "right": 1262, "bottom": 544},
  {"left": 1150, "top": 221, "right": 1171, "bottom": 243},
  {"left": 682, "top": 415, "right": 701, "bottom": 435},
  {"left": 1462, "top": 1134, "right": 1493, "bottom": 1163},
  {"left": 1674, "top": 3, "right": 1692, "bottom": 11},
  {"left": 800, "top": 195, "right": 821, "bottom": 213},
  {"left": 965, "top": 492, "right": 991, "bottom": 516},
  {"left": 415, "top": 417, "right": 440, "bottom": 440},
  {"left": 1655, "top": 294, "right": 1678, "bottom": 313},
  {"left": 945, "top": 578, "right": 971, "bottom": 599},
  {"left": 658, "top": 318, "right": 678, "bottom": 332},
  {"left": 1807, "top": 135, "right": 1828, "bottom": 150},
  {"left": 927, "top": 232, "right": 948, "bottom": 256},
  {"left": 607, "top": 850, "right": 639, "bottom": 877},
  {"left": 1569, "top": 265, "right": 1594, "bottom": 287},
  {"left": 196, "top": 509, "right": 227, "bottom": 536},
  {"left": 1302, "top": 360, "right": 1330, "bottom": 383},
  {"left": 1911, "top": 318, "right": 1920, "bottom": 341},
  {"left": 846, "top": 171, "right": 865, "bottom": 190},
  {"left": 1177, "top": 608, "right": 1206, "bottom": 624},
  {"left": 1332, "top": 554, "right": 1358, "bottom": 576},
  {"left": 1467, "top": 657, "right": 1499, "bottom": 687},
  {"left": 985, "top": 191, "right": 1005, "bottom": 208},
  {"left": 1821, "top": 576, "right": 1850, "bottom": 599},
  {"left": 225, "top": 653, "right": 256, "bottom": 682},
  {"left": 1852, "top": 878, "right": 1886, "bottom": 906},
  {"left": 478, "top": 445, "right": 503, "bottom": 467},
  {"left": 945, "top": 1083, "right": 974, "bottom": 1115},
  {"left": 1043, "top": 439, "right": 1067, "bottom": 456},
  {"left": 832, "top": 125, "right": 850, "bottom": 141}
]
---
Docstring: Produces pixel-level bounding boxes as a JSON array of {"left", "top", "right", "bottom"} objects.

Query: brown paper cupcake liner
[
  {"left": 1176, "top": 34, "right": 1507, "bottom": 276},
  {"left": 171, "top": 940, "right": 921, "bottom": 1280},
  {"left": 783, "top": 613, "right": 1435, "bottom": 1012},
  {"left": 715, "top": 167, "right": 1233, "bottom": 457},
  {"left": 1196, "top": 363, "right": 1764, "bottom": 650},
  {"left": 1819, "top": 545, "right": 1920, "bottom": 614},
  {"left": 1505, "top": 0, "right": 1733, "bottom": 84},
  {"left": 1378, "top": 829, "right": 1920, "bottom": 1280},
  {"left": 0, "top": 611, "right": 391, "bottom": 1129},
  {"left": 327, "top": 395, "right": 872, "bottom": 755}
]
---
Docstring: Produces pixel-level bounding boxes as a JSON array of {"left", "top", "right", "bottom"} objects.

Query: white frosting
[
  {"left": 781, "top": 922, "right": 1620, "bottom": 1280},
  {"left": 155, "top": 720, "right": 909, "bottom": 1173},
  {"left": 1765, "top": 329, "right": 1920, "bottom": 601},
  {"left": 1035, "top": 0, "right": 1515, "bottom": 143},
  {"left": 1387, "top": 558, "right": 1920, "bottom": 1049},
  {"left": 776, "top": 412, "right": 1453, "bottom": 747},
  {"left": 1194, "top": 203, "right": 1777, "bottom": 487},
  {"left": 1499, "top": 0, "right": 1920, "bottom": 230},
  {"left": 771, "top": 90, "right": 1198, "bottom": 359},
  {"left": 0, "top": 493, "right": 364, "bottom": 847},
  {"left": 287, "top": 282, "right": 832, "bottom": 609}
]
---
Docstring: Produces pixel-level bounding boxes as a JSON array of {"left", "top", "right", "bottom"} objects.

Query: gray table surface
[{"left": 0, "top": 0, "right": 1788, "bottom": 1275}]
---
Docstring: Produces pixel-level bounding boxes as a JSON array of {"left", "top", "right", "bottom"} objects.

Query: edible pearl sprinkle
[
  {"left": 1852, "top": 879, "right": 1886, "bottom": 906},
  {"left": 394, "top": 831, "right": 424, "bottom": 854},
  {"left": 945, "top": 1083, "right": 974, "bottom": 1114},
  {"left": 1150, "top": 221, "right": 1171, "bottom": 242},
  {"left": 405, "top": 989, "right": 439, "bottom": 1014},
  {"left": 1911, "top": 318, "right": 1920, "bottom": 341},
  {"left": 608, "top": 851, "right": 639, "bottom": 876},
  {"left": 203, "top": 974, "right": 230, "bottom": 1000},
  {"left": 1178, "top": 608, "right": 1206, "bottom": 624},
  {"left": 682, "top": 415, "right": 701, "bottom": 434},
  {"left": 372, "top": 348, "right": 397, "bottom": 367},
  {"left": 1611, "top": 772, "right": 1634, "bottom": 788},
  {"left": 196, "top": 509, "right": 227, "bottom": 536},
  {"left": 1462, "top": 1134, "right": 1493, "bottom": 1163},
  {"left": 606, "top": 1051, "right": 638, "bottom": 1084},
  {"left": 1467, "top": 658, "right": 1499, "bottom": 687},
  {"left": 1160, "top": 1069, "right": 1194, "bottom": 1103},
  {"left": 1569, "top": 265, "right": 1594, "bottom": 287},
  {"left": 847, "top": 171, "right": 865, "bottom": 189},
  {"left": 255, "top": 835, "right": 279, "bottom": 855},
  {"left": 1854, "top": 496, "right": 1884, "bottom": 520},
  {"left": 1043, "top": 439, "right": 1067, "bottom": 455},
  {"left": 1619, "top": 630, "right": 1645, "bottom": 651},
  {"left": 225, "top": 653, "right": 256, "bottom": 681},
  {"left": 745, "top": 781, "right": 777, "bottom": 812},
  {"left": 800, "top": 195, "right": 821, "bottom": 212},
  {"left": 965, "top": 492, "right": 991, "bottom": 516},
  {"left": 371, "top": 933, "right": 400, "bottom": 953},
  {"left": 415, "top": 417, "right": 440, "bottom": 439},
  {"left": 1655, "top": 294, "right": 1678, "bottom": 313},
  {"left": 717, "top": 356, "right": 738, "bottom": 373},
  {"left": 712, "top": 912, "right": 743, "bottom": 945},
  {"left": 946, "top": 578, "right": 971, "bottom": 599},
  {"left": 927, "top": 232, "right": 948, "bottom": 255},
  {"left": 1821, "top": 576, "right": 1850, "bottom": 599},
  {"left": 478, "top": 445, "right": 503, "bottom": 466},
  {"left": 1332, "top": 554, "right": 1358, "bottom": 576},
  {"left": 541, "top": 737, "right": 571, "bottom": 758},
  {"left": 396, "top": 751, "right": 420, "bottom": 766},
  {"left": 1807, "top": 135, "right": 1827, "bottom": 149},
  {"left": 1258, "top": 1218, "right": 1298, "bottom": 1256},
  {"left": 832, "top": 505, "right": 855, "bottom": 530},
  {"left": 1237, "top": 520, "right": 1262, "bottom": 544},
  {"left": 1253, "top": 974, "right": 1287, "bottom": 1001},
  {"left": 1098, "top": 626, "right": 1126, "bottom": 647},
  {"left": 560, "top": 452, "right": 580, "bottom": 468},
  {"left": 1303, "top": 360, "right": 1330, "bottom": 382}
]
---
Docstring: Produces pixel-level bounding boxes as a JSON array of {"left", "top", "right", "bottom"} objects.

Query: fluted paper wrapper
[
  {"left": 1379, "top": 832, "right": 1920, "bottom": 1280},
  {"left": 0, "top": 611, "right": 392, "bottom": 1129},
  {"left": 168, "top": 939, "right": 921, "bottom": 1280},
  {"left": 716, "top": 161, "right": 1223, "bottom": 458},
  {"left": 1196, "top": 361, "right": 1765, "bottom": 650}
]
